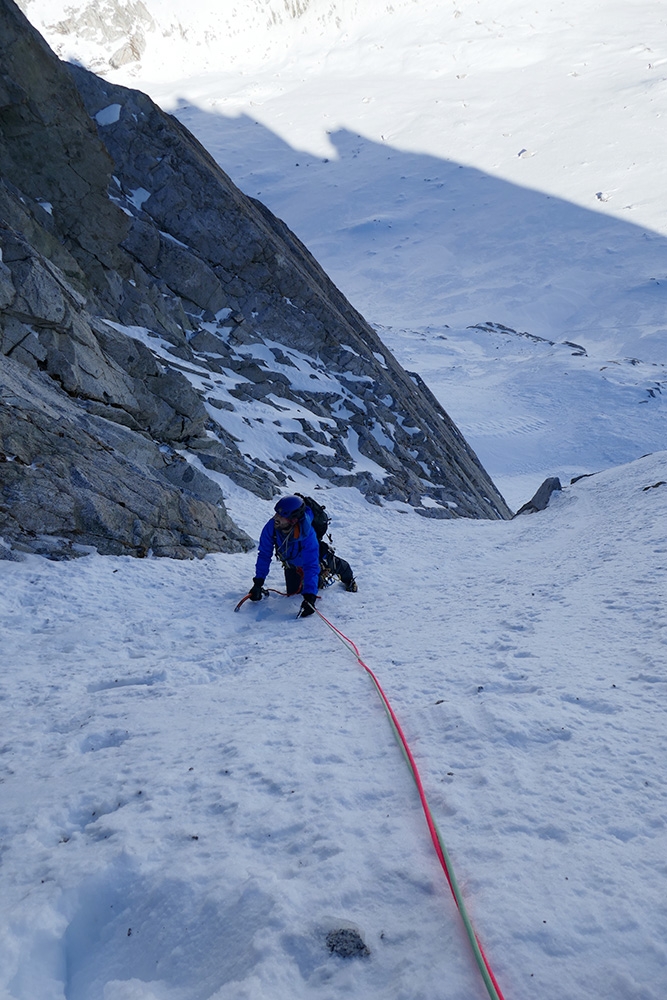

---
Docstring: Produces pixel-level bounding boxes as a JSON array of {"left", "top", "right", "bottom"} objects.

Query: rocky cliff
[{"left": 0, "top": 0, "right": 511, "bottom": 560}]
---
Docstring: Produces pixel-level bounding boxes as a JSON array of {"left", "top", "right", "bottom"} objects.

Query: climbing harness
[
  {"left": 313, "top": 605, "right": 507, "bottom": 1000},
  {"left": 274, "top": 520, "right": 297, "bottom": 557},
  {"left": 318, "top": 566, "right": 338, "bottom": 588}
]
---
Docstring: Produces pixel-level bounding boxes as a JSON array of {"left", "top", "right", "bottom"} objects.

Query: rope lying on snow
[
  {"left": 235, "top": 587, "right": 507, "bottom": 997},
  {"left": 313, "top": 605, "right": 507, "bottom": 1000}
]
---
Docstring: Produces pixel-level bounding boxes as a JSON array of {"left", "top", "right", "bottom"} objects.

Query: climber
[
  {"left": 297, "top": 491, "right": 357, "bottom": 593},
  {"left": 248, "top": 495, "right": 321, "bottom": 617},
  {"left": 247, "top": 494, "right": 357, "bottom": 617}
]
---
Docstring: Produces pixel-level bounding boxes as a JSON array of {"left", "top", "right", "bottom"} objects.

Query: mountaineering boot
[{"left": 345, "top": 579, "right": 358, "bottom": 592}]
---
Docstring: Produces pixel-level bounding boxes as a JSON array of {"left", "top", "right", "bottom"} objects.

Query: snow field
[
  {"left": 1, "top": 453, "right": 666, "bottom": 999},
  {"left": 5, "top": 2, "right": 667, "bottom": 995},
  {"left": 159, "top": 95, "right": 667, "bottom": 363},
  {"left": 24, "top": 1, "right": 667, "bottom": 361},
  {"left": 123, "top": 0, "right": 667, "bottom": 363},
  {"left": 377, "top": 322, "right": 667, "bottom": 510}
]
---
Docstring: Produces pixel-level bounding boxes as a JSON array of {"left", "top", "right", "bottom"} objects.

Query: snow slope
[
  {"left": 22, "top": 1, "right": 667, "bottom": 355},
  {"left": 377, "top": 321, "right": 666, "bottom": 510},
  {"left": 3, "top": 5, "right": 667, "bottom": 998},
  {"left": 1, "top": 454, "right": 666, "bottom": 1000}
]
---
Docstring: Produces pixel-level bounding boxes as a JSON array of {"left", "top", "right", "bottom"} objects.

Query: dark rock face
[
  {"left": 0, "top": 355, "right": 246, "bottom": 558},
  {"left": 0, "top": 0, "right": 510, "bottom": 559},
  {"left": 514, "top": 477, "right": 562, "bottom": 516}
]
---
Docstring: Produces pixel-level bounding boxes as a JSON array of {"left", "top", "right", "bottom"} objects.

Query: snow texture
[
  {"left": 1, "top": 456, "right": 666, "bottom": 1000},
  {"left": 4, "top": 2, "right": 667, "bottom": 998}
]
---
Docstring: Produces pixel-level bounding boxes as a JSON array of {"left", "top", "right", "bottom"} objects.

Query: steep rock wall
[{"left": 0, "top": 0, "right": 510, "bottom": 559}]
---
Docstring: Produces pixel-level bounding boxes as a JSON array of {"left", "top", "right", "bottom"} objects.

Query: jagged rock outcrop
[
  {"left": 0, "top": 0, "right": 511, "bottom": 559},
  {"left": 0, "top": 354, "right": 245, "bottom": 558},
  {"left": 514, "top": 477, "right": 562, "bottom": 516}
]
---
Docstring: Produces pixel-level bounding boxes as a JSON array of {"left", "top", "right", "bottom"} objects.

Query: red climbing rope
[
  {"left": 234, "top": 586, "right": 507, "bottom": 998},
  {"left": 313, "top": 606, "right": 507, "bottom": 1000}
]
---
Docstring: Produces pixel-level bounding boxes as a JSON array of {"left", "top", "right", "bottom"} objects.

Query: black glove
[
  {"left": 299, "top": 594, "right": 317, "bottom": 617},
  {"left": 249, "top": 577, "right": 265, "bottom": 601}
]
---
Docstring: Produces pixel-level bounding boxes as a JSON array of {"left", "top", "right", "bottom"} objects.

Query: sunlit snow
[{"left": 3, "top": 3, "right": 667, "bottom": 1000}]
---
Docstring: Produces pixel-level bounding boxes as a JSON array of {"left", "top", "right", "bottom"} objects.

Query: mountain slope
[{"left": 1, "top": 0, "right": 510, "bottom": 559}]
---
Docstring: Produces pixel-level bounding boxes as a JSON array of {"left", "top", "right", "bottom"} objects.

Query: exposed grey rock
[
  {"left": 9, "top": 255, "right": 67, "bottom": 325},
  {"left": 570, "top": 472, "right": 598, "bottom": 484},
  {"left": 190, "top": 435, "right": 283, "bottom": 499},
  {"left": 0, "top": 5, "right": 129, "bottom": 278},
  {"left": 325, "top": 928, "right": 370, "bottom": 959},
  {"left": 64, "top": 61, "right": 510, "bottom": 517},
  {"left": 158, "top": 457, "right": 227, "bottom": 506},
  {"left": 189, "top": 328, "right": 233, "bottom": 356},
  {"left": 514, "top": 477, "right": 562, "bottom": 516},
  {"left": 0, "top": 0, "right": 512, "bottom": 561},
  {"left": 120, "top": 216, "right": 160, "bottom": 269},
  {"left": 0, "top": 258, "right": 15, "bottom": 309},
  {"left": 0, "top": 538, "right": 23, "bottom": 561},
  {"left": 0, "top": 354, "right": 252, "bottom": 558}
]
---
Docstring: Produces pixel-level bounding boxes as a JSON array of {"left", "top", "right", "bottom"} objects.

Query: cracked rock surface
[{"left": 0, "top": 0, "right": 510, "bottom": 559}]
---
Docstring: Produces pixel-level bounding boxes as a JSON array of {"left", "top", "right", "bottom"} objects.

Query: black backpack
[{"left": 295, "top": 493, "right": 331, "bottom": 541}]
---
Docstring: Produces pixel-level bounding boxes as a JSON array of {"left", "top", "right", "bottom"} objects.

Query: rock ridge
[{"left": 0, "top": 0, "right": 511, "bottom": 559}]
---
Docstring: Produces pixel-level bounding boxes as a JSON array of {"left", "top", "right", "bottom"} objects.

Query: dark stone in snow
[
  {"left": 514, "top": 477, "right": 562, "bottom": 516},
  {"left": 326, "top": 928, "right": 370, "bottom": 959}
]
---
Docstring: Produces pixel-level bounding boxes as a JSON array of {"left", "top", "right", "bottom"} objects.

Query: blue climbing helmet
[{"left": 274, "top": 495, "right": 305, "bottom": 520}]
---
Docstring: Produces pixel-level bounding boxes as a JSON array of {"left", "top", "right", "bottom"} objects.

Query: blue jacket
[{"left": 255, "top": 507, "right": 320, "bottom": 594}]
